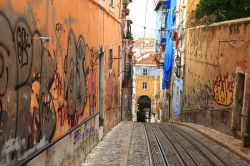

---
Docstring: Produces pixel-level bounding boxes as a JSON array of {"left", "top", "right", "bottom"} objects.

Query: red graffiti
[
  {"left": 86, "top": 48, "right": 98, "bottom": 115},
  {"left": 53, "top": 71, "right": 64, "bottom": 97},
  {"left": 57, "top": 103, "right": 67, "bottom": 126},
  {"left": 106, "top": 72, "right": 113, "bottom": 110},
  {"left": 236, "top": 59, "right": 247, "bottom": 71},
  {"left": 68, "top": 113, "right": 79, "bottom": 128},
  {"left": 55, "top": 23, "right": 65, "bottom": 35},
  {"left": 87, "top": 69, "right": 96, "bottom": 115},
  {"left": 57, "top": 102, "right": 79, "bottom": 128}
]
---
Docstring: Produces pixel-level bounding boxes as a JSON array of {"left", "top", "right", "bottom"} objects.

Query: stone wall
[{"left": 183, "top": 17, "right": 250, "bottom": 137}]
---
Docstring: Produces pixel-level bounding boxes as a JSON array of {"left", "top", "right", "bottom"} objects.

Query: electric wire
[{"left": 143, "top": 0, "right": 149, "bottom": 49}]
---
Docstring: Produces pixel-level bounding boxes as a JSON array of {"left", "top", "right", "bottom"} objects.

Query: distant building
[
  {"left": 132, "top": 52, "right": 161, "bottom": 122},
  {"left": 133, "top": 38, "right": 155, "bottom": 58}
]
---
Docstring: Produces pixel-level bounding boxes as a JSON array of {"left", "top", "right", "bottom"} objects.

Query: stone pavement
[
  {"left": 178, "top": 122, "right": 250, "bottom": 163},
  {"left": 81, "top": 121, "right": 133, "bottom": 166},
  {"left": 81, "top": 122, "right": 150, "bottom": 166},
  {"left": 127, "top": 123, "right": 150, "bottom": 166}
]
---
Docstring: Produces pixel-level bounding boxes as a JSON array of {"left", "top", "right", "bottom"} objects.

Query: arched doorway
[{"left": 137, "top": 95, "right": 151, "bottom": 122}]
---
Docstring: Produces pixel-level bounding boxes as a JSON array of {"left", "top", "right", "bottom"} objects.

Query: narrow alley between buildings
[
  {"left": 1, "top": 0, "right": 250, "bottom": 165},
  {"left": 81, "top": 122, "right": 250, "bottom": 166}
]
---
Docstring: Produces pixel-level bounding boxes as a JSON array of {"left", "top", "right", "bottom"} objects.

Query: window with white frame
[
  {"left": 142, "top": 82, "right": 148, "bottom": 89},
  {"left": 143, "top": 68, "right": 148, "bottom": 76}
]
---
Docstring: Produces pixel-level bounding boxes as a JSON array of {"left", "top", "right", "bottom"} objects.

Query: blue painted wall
[{"left": 173, "top": 76, "right": 183, "bottom": 119}]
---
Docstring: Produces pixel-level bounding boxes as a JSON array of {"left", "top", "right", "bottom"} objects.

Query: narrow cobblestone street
[
  {"left": 81, "top": 122, "right": 133, "bottom": 166},
  {"left": 127, "top": 123, "right": 150, "bottom": 166},
  {"left": 81, "top": 122, "right": 250, "bottom": 166}
]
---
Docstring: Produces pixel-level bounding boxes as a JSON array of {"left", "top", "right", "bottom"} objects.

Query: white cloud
[{"left": 128, "top": 0, "right": 156, "bottom": 40}]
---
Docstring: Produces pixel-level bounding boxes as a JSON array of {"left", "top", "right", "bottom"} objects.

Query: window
[
  {"left": 143, "top": 68, "right": 148, "bottom": 76},
  {"left": 109, "top": 48, "right": 113, "bottom": 69},
  {"left": 142, "top": 82, "right": 148, "bottom": 89},
  {"left": 110, "top": 0, "right": 114, "bottom": 6}
]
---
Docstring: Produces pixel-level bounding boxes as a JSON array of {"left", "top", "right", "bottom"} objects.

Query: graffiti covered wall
[
  {"left": 183, "top": 18, "right": 250, "bottom": 135},
  {"left": 0, "top": 0, "right": 121, "bottom": 165}
]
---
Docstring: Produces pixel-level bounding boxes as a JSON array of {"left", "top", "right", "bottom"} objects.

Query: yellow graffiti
[{"left": 213, "top": 73, "right": 234, "bottom": 106}]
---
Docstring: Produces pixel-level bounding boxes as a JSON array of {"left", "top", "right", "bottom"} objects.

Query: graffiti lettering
[
  {"left": 199, "top": 85, "right": 212, "bottom": 109},
  {"left": 213, "top": 73, "right": 234, "bottom": 106},
  {"left": 72, "top": 125, "right": 95, "bottom": 145},
  {"left": 15, "top": 23, "right": 31, "bottom": 67},
  {"left": 55, "top": 23, "right": 65, "bottom": 34},
  {"left": 183, "top": 84, "right": 213, "bottom": 110},
  {"left": 0, "top": 12, "right": 57, "bottom": 164},
  {"left": 73, "top": 129, "right": 81, "bottom": 145}
]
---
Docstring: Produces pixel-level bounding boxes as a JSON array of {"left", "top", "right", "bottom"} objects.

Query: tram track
[
  {"left": 166, "top": 123, "right": 227, "bottom": 166},
  {"left": 168, "top": 123, "right": 248, "bottom": 166},
  {"left": 144, "top": 123, "right": 249, "bottom": 166}
]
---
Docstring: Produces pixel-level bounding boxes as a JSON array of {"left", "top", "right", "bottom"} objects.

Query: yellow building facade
[{"left": 132, "top": 52, "right": 161, "bottom": 122}]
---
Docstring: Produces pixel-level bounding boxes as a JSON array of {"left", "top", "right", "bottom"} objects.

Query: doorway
[
  {"left": 234, "top": 73, "right": 245, "bottom": 135},
  {"left": 99, "top": 49, "right": 105, "bottom": 126},
  {"left": 137, "top": 95, "right": 151, "bottom": 122}
]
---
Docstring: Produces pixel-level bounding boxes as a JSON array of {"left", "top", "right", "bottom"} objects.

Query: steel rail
[
  {"left": 168, "top": 124, "right": 228, "bottom": 166},
  {"left": 157, "top": 124, "right": 200, "bottom": 166},
  {"left": 144, "top": 123, "right": 167, "bottom": 166},
  {"left": 150, "top": 124, "right": 185, "bottom": 166}
]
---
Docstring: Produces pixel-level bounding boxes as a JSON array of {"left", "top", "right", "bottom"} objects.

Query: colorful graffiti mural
[
  {"left": 213, "top": 73, "right": 234, "bottom": 106},
  {"left": 0, "top": 11, "right": 100, "bottom": 165}
]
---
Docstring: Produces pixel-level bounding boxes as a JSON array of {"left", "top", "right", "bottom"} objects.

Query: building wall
[
  {"left": 0, "top": 0, "right": 122, "bottom": 165},
  {"left": 134, "top": 66, "right": 160, "bottom": 76},
  {"left": 183, "top": 17, "right": 250, "bottom": 137},
  {"left": 186, "top": 0, "right": 200, "bottom": 25},
  {"left": 155, "top": 5, "right": 163, "bottom": 52}
]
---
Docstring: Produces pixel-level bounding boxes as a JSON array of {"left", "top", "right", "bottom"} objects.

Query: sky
[{"left": 128, "top": 0, "right": 156, "bottom": 40}]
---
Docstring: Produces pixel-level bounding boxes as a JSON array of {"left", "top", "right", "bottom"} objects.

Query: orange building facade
[{"left": 0, "top": 0, "right": 123, "bottom": 165}]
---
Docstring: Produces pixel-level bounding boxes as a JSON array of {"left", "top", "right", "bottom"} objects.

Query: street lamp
[{"left": 175, "top": 55, "right": 181, "bottom": 78}]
